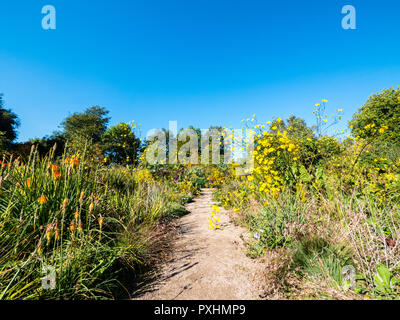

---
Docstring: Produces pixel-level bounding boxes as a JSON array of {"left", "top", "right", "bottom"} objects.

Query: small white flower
[{"left": 253, "top": 232, "right": 261, "bottom": 240}]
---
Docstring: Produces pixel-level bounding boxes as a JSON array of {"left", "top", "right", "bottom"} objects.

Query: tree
[
  {"left": 286, "top": 115, "right": 314, "bottom": 139},
  {"left": 0, "top": 94, "right": 20, "bottom": 149},
  {"left": 349, "top": 88, "right": 400, "bottom": 143},
  {"left": 31, "top": 131, "right": 66, "bottom": 156},
  {"left": 61, "top": 106, "right": 110, "bottom": 142},
  {"left": 61, "top": 106, "right": 110, "bottom": 155},
  {"left": 102, "top": 122, "right": 141, "bottom": 164}
]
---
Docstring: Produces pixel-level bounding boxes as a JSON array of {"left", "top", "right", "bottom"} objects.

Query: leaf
[
  {"left": 374, "top": 264, "right": 392, "bottom": 293},
  {"left": 299, "top": 165, "right": 311, "bottom": 183}
]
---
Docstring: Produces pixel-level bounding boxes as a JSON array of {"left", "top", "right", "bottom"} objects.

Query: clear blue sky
[{"left": 1, "top": 0, "right": 400, "bottom": 141}]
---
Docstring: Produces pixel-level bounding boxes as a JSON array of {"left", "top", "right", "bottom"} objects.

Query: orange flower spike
[
  {"left": 53, "top": 171, "right": 62, "bottom": 180},
  {"left": 54, "top": 220, "right": 60, "bottom": 240},
  {"left": 78, "top": 221, "right": 83, "bottom": 233},
  {"left": 69, "top": 221, "right": 76, "bottom": 232},
  {"left": 71, "top": 157, "right": 80, "bottom": 168},
  {"left": 74, "top": 211, "right": 79, "bottom": 222},
  {"left": 45, "top": 224, "right": 53, "bottom": 242},
  {"left": 26, "top": 178, "right": 32, "bottom": 188},
  {"left": 79, "top": 191, "right": 85, "bottom": 205},
  {"left": 62, "top": 198, "right": 69, "bottom": 210},
  {"left": 98, "top": 216, "right": 104, "bottom": 229},
  {"left": 37, "top": 195, "right": 48, "bottom": 205}
]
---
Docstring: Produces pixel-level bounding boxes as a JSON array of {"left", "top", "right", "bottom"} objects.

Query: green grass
[{"left": 0, "top": 148, "right": 199, "bottom": 299}]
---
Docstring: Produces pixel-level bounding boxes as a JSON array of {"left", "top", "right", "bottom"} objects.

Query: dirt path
[{"left": 134, "top": 188, "right": 263, "bottom": 300}]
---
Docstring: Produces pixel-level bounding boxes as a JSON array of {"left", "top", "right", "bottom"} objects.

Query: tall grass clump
[{"left": 0, "top": 145, "right": 196, "bottom": 299}]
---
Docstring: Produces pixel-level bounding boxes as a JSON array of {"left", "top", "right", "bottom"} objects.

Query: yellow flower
[
  {"left": 379, "top": 126, "right": 388, "bottom": 133},
  {"left": 322, "top": 99, "right": 328, "bottom": 102}
]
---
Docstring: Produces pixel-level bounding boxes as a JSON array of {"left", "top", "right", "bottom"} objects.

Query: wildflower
[
  {"left": 89, "top": 202, "right": 94, "bottom": 213},
  {"left": 379, "top": 126, "right": 388, "bottom": 133},
  {"left": 212, "top": 205, "right": 220, "bottom": 212},
  {"left": 45, "top": 224, "right": 53, "bottom": 242},
  {"left": 54, "top": 220, "right": 60, "bottom": 241},
  {"left": 322, "top": 99, "right": 328, "bottom": 102},
  {"left": 69, "top": 221, "right": 76, "bottom": 232},
  {"left": 37, "top": 240, "right": 43, "bottom": 255},
  {"left": 253, "top": 232, "right": 261, "bottom": 240},
  {"left": 98, "top": 216, "right": 104, "bottom": 229},
  {"left": 79, "top": 191, "right": 85, "bottom": 205},
  {"left": 61, "top": 198, "right": 69, "bottom": 211},
  {"left": 53, "top": 171, "right": 62, "bottom": 180},
  {"left": 38, "top": 195, "right": 48, "bottom": 205},
  {"left": 74, "top": 211, "right": 79, "bottom": 222},
  {"left": 25, "top": 178, "right": 32, "bottom": 188},
  {"left": 71, "top": 157, "right": 80, "bottom": 168}
]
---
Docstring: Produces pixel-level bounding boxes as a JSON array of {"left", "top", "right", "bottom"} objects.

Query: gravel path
[{"left": 134, "top": 188, "right": 263, "bottom": 300}]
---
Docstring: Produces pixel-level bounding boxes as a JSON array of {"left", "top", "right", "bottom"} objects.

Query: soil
[{"left": 134, "top": 188, "right": 264, "bottom": 300}]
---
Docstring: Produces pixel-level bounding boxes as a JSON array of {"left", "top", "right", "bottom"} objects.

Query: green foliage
[
  {"left": 0, "top": 94, "right": 20, "bottom": 150},
  {"left": 290, "top": 236, "right": 354, "bottom": 288},
  {"left": 102, "top": 123, "right": 141, "bottom": 165},
  {"left": 247, "top": 192, "right": 308, "bottom": 253},
  {"left": 373, "top": 264, "right": 400, "bottom": 297},
  {"left": 350, "top": 87, "right": 400, "bottom": 143},
  {"left": 61, "top": 106, "right": 110, "bottom": 154}
]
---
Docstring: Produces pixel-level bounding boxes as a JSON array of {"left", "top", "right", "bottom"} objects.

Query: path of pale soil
[{"left": 134, "top": 188, "right": 263, "bottom": 300}]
